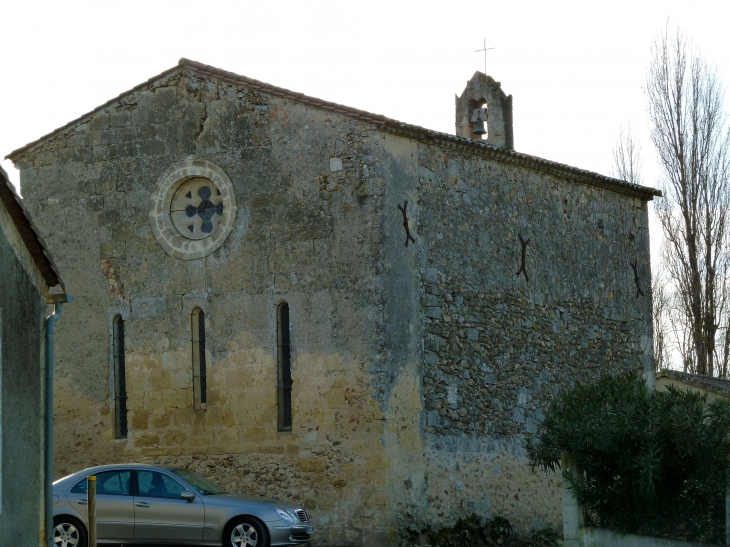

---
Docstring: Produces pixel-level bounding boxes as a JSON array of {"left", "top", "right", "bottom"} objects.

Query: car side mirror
[{"left": 180, "top": 491, "right": 195, "bottom": 502}]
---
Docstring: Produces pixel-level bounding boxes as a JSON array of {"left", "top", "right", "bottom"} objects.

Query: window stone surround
[{"left": 149, "top": 157, "right": 237, "bottom": 260}]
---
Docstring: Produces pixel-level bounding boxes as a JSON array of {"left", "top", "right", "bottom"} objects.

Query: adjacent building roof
[
  {"left": 656, "top": 369, "right": 730, "bottom": 397},
  {"left": 6, "top": 59, "right": 661, "bottom": 201},
  {"left": 0, "top": 165, "right": 64, "bottom": 291}
]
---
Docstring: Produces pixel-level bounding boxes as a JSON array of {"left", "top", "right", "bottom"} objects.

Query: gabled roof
[
  {"left": 0, "top": 166, "right": 65, "bottom": 292},
  {"left": 6, "top": 59, "right": 661, "bottom": 201},
  {"left": 656, "top": 369, "right": 730, "bottom": 397}
]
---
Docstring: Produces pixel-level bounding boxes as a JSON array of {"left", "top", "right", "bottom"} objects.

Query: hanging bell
[{"left": 472, "top": 120, "right": 486, "bottom": 136}]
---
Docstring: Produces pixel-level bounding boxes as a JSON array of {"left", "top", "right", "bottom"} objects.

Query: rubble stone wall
[{"left": 411, "top": 144, "right": 653, "bottom": 530}]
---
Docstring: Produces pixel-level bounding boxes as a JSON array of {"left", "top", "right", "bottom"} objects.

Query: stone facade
[{"left": 7, "top": 60, "right": 658, "bottom": 546}]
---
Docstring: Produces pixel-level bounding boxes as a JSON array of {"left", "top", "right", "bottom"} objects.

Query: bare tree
[
  {"left": 611, "top": 126, "right": 673, "bottom": 372},
  {"left": 612, "top": 125, "right": 644, "bottom": 185},
  {"left": 651, "top": 275, "right": 671, "bottom": 371},
  {"left": 668, "top": 288, "right": 697, "bottom": 373},
  {"left": 648, "top": 27, "right": 730, "bottom": 377}
]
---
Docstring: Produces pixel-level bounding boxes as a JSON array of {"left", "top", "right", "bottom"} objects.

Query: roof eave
[
  {"left": 6, "top": 58, "right": 662, "bottom": 201},
  {"left": 0, "top": 166, "right": 66, "bottom": 292}
]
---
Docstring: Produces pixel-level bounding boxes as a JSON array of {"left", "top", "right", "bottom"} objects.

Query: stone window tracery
[{"left": 170, "top": 178, "right": 225, "bottom": 239}]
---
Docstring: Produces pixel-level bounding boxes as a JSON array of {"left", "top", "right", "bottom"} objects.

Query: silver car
[{"left": 52, "top": 464, "right": 313, "bottom": 547}]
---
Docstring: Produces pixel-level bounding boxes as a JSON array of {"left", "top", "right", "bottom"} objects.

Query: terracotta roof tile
[{"left": 0, "top": 166, "right": 65, "bottom": 290}]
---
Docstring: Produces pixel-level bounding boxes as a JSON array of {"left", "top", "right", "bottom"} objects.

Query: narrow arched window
[
  {"left": 191, "top": 308, "right": 207, "bottom": 410},
  {"left": 277, "top": 303, "right": 292, "bottom": 431},
  {"left": 112, "top": 315, "right": 128, "bottom": 438}
]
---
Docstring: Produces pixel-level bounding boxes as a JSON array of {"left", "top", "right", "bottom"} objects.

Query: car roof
[
  {"left": 55, "top": 463, "right": 182, "bottom": 482},
  {"left": 77, "top": 463, "right": 157, "bottom": 471},
  {"left": 78, "top": 463, "right": 179, "bottom": 471}
]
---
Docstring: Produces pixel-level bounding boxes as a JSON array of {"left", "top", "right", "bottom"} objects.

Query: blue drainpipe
[{"left": 45, "top": 296, "right": 71, "bottom": 547}]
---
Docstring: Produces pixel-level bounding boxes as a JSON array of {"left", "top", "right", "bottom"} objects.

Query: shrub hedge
[{"left": 527, "top": 373, "right": 730, "bottom": 544}]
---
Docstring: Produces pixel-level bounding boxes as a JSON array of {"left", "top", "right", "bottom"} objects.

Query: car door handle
[
  {"left": 135, "top": 502, "right": 150, "bottom": 508},
  {"left": 77, "top": 499, "right": 88, "bottom": 505}
]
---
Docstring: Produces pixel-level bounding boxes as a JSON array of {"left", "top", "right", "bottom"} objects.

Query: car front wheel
[
  {"left": 225, "top": 516, "right": 269, "bottom": 547},
  {"left": 53, "top": 516, "right": 87, "bottom": 547}
]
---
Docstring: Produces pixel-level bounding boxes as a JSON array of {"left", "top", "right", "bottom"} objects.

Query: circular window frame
[{"left": 149, "top": 157, "right": 237, "bottom": 260}]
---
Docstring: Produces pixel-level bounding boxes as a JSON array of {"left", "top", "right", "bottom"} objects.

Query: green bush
[
  {"left": 405, "top": 515, "right": 560, "bottom": 547},
  {"left": 527, "top": 373, "right": 730, "bottom": 544}
]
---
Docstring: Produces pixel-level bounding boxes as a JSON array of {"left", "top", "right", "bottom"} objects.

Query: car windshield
[{"left": 170, "top": 469, "right": 226, "bottom": 495}]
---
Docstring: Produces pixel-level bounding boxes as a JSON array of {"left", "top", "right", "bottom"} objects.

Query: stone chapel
[{"left": 6, "top": 59, "right": 659, "bottom": 546}]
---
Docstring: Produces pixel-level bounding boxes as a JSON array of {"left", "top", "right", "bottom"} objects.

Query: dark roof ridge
[
  {"left": 6, "top": 58, "right": 661, "bottom": 201},
  {"left": 0, "top": 166, "right": 65, "bottom": 291}
]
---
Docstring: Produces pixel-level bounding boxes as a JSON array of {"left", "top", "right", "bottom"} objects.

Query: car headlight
[{"left": 276, "top": 508, "right": 295, "bottom": 523}]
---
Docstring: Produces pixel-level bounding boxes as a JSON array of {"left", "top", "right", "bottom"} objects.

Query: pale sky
[{"left": 3, "top": 0, "right": 730, "bottom": 195}]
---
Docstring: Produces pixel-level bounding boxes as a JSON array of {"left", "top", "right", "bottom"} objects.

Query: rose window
[
  {"left": 149, "top": 157, "right": 238, "bottom": 260},
  {"left": 170, "top": 177, "right": 225, "bottom": 240}
]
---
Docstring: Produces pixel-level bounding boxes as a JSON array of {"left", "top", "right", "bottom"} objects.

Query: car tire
[
  {"left": 53, "top": 515, "right": 88, "bottom": 547},
  {"left": 224, "top": 515, "right": 269, "bottom": 547}
]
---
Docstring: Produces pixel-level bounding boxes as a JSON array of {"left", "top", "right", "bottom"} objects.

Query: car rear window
[
  {"left": 170, "top": 469, "right": 226, "bottom": 495},
  {"left": 70, "top": 470, "right": 131, "bottom": 496}
]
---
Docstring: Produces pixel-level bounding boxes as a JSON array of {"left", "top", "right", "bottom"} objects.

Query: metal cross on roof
[{"left": 475, "top": 38, "right": 496, "bottom": 75}]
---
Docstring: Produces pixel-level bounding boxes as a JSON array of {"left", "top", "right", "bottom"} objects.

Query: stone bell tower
[{"left": 455, "top": 72, "right": 513, "bottom": 149}]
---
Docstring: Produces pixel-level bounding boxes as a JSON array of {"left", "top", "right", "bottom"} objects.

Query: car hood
[
  {"left": 213, "top": 493, "right": 278, "bottom": 504},
  {"left": 207, "top": 493, "right": 299, "bottom": 512}
]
